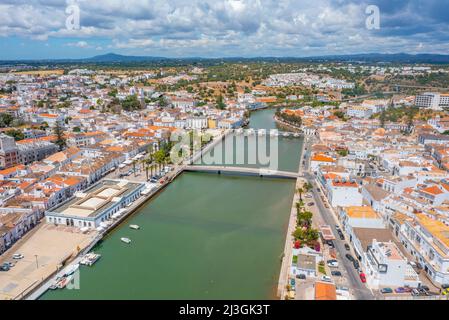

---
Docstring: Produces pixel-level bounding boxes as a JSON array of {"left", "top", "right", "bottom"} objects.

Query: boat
[
  {"left": 80, "top": 253, "right": 101, "bottom": 266},
  {"left": 283, "top": 132, "right": 289, "bottom": 137},
  {"left": 57, "top": 275, "right": 73, "bottom": 289},
  {"left": 130, "top": 224, "right": 140, "bottom": 230},
  {"left": 258, "top": 129, "right": 266, "bottom": 136},
  {"left": 64, "top": 264, "right": 79, "bottom": 276},
  {"left": 49, "top": 282, "right": 58, "bottom": 290},
  {"left": 270, "top": 130, "right": 279, "bottom": 137},
  {"left": 246, "top": 128, "right": 255, "bottom": 136},
  {"left": 121, "top": 237, "right": 132, "bottom": 244},
  {"left": 293, "top": 133, "right": 301, "bottom": 137}
]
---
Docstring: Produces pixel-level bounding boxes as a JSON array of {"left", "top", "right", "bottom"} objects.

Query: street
[{"left": 301, "top": 135, "right": 374, "bottom": 300}]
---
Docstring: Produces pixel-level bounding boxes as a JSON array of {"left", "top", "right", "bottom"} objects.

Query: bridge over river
[{"left": 183, "top": 165, "right": 301, "bottom": 179}]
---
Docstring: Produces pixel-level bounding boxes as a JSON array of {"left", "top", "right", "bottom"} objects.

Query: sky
[{"left": 0, "top": 0, "right": 448, "bottom": 60}]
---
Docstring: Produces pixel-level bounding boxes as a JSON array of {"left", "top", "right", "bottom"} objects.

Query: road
[{"left": 301, "top": 135, "right": 374, "bottom": 300}]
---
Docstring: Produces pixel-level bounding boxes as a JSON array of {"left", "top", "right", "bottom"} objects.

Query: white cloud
[
  {"left": 0, "top": 0, "right": 448, "bottom": 57},
  {"left": 67, "top": 40, "right": 90, "bottom": 48}
]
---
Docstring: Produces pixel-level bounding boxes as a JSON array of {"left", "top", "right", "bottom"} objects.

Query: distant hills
[
  {"left": 2, "top": 52, "right": 449, "bottom": 65},
  {"left": 80, "top": 52, "right": 449, "bottom": 64},
  {"left": 81, "top": 53, "right": 166, "bottom": 62}
]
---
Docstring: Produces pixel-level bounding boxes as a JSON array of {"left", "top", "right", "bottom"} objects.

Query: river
[{"left": 42, "top": 108, "right": 303, "bottom": 300}]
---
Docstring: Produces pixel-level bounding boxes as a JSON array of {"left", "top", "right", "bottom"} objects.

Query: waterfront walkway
[{"left": 184, "top": 165, "right": 299, "bottom": 179}]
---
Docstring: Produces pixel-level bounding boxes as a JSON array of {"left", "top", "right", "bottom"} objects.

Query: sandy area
[{"left": 0, "top": 224, "right": 96, "bottom": 300}]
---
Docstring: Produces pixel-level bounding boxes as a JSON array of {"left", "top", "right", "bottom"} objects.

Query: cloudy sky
[{"left": 0, "top": 0, "right": 448, "bottom": 60}]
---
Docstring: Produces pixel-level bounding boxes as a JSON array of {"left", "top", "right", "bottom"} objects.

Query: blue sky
[{"left": 0, "top": 0, "right": 448, "bottom": 60}]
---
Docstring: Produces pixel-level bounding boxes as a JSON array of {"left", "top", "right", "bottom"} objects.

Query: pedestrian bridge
[
  {"left": 183, "top": 165, "right": 300, "bottom": 179},
  {"left": 232, "top": 128, "right": 303, "bottom": 138}
]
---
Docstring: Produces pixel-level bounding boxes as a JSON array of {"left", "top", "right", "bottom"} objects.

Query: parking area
[{"left": 0, "top": 224, "right": 95, "bottom": 300}]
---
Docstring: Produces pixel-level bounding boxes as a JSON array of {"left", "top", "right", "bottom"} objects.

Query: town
[{"left": 0, "top": 57, "right": 449, "bottom": 301}]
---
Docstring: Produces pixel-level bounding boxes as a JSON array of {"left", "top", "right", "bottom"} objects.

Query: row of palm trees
[{"left": 129, "top": 144, "right": 171, "bottom": 181}]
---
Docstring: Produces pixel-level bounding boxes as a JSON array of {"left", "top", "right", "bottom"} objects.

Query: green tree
[
  {"left": 216, "top": 94, "right": 226, "bottom": 110},
  {"left": 53, "top": 122, "right": 67, "bottom": 151},
  {"left": 0, "top": 113, "right": 14, "bottom": 128},
  {"left": 121, "top": 95, "right": 142, "bottom": 111},
  {"left": 5, "top": 129, "right": 24, "bottom": 141}
]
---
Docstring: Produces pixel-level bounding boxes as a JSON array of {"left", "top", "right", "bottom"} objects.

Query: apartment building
[
  {"left": 365, "top": 239, "right": 420, "bottom": 289},
  {"left": 400, "top": 214, "right": 449, "bottom": 285},
  {"left": 415, "top": 92, "right": 449, "bottom": 110}
]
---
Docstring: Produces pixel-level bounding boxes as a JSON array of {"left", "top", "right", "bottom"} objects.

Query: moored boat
[
  {"left": 130, "top": 224, "right": 140, "bottom": 230},
  {"left": 121, "top": 237, "right": 132, "bottom": 244},
  {"left": 64, "top": 264, "right": 79, "bottom": 277}
]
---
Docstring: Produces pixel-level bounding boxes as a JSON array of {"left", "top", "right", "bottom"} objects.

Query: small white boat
[
  {"left": 64, "top": 264, "right": 79, "bottom": 276},
  {"left": 80, "top": 253, "right": 101, "bottom": 266},
  {"left": 283, "top": 132, "right": 289, "bottom": 137},
  {"left": 130, "top": 224, "right": 140, "bottom": 230},
  {"left": 121, "top": 237, "right": 132, "bottom": 244},
  {"left": 258, "top": 129, "right": 266, "bottom": 136},
  {"left": 49, "top": 282, "right": 58, "bottom": 290}
]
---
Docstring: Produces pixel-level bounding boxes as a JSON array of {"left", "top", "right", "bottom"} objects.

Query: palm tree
[
  {"left": 132, "top": 160, "right": 137, "bottom": 177},
  {"left": 297, "top": 187, "right": 304, "bottom": 202},
  {"left": 304, "top": 182, "right": 313, "bottom": 193}
]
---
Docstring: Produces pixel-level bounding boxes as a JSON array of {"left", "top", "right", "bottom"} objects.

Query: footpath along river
[{"left": 42, "top": 108, "right": 303, "bottom": 299}]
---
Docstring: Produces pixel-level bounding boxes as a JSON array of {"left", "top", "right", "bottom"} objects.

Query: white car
[
  {"left": 321, "top": 275, "right": 332, "bottom": 283},
  {"left": 327, "top": 260, "right": 339, "bottom": 268},
  {"left": 12, "top": 253, "right": 24, "bottom": 260}
]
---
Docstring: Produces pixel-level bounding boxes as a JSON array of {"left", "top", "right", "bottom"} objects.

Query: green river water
[{"left": 42, "top": 108, "right": 303, "bottom": 300}]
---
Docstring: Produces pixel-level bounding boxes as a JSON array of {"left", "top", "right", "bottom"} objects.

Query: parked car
[
  {"left": 0, "top": 265, "right": 10, "bottom": 272},
  {"left": 327, "top": 260, "right": 339, "bottom": 268},
  {"left": 359, "top": 273, "right": 366, "bottom": 283},
  {"left": 150, "top": 179, "right": 158, "bottom": 183},
  {"left": 344, "top": 243, "right": 350, "bottom": 251},
  {"left": 380, "top": 288, "right": 393, "bottom": 294},
  {"left": 307, "top": 202, "right": 314, "bottom": 206},
  {"left": 320, "top": 275, "right": 332, "bottom": 283},
  {"left": 326, "top": 240, "right": 335, "bottom": 248},
  {"left": 419, "top": 285, "right": 430, "bottom": 292},
  {"left": 12, "top": 253, "right": 24, "bottom": 260},
  {"left": 411, "top": 289, "right": 420, "bottom": 296},
  {"left": 296, "top": 274, "right": 306, "bottom": 280},
  {"left": 345, "top": 254, "right": 354, "bottom": 262},
  {"left": 395, "top": 287, "right": 408, "bottom": 294},
  {"left": 418, "top": 288, "right": 429, "bottom": 296},
  {"left": 4, "top": 262, "right": 14, "bottom": 268},
  {"left": 331, "top": 271, "right": 342, "bottom": 277},
  {"left": 353, "top": 260, "right": 360, "bottom": 269}
]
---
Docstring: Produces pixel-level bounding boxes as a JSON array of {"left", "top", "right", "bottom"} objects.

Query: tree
[
  {"left": 303, "top": 182, "right": 313, "bottom": 193},
  {"left": 379, "top": 110, "right": 386, "bottom": 128},
  {"left": 0, "top": 113, "right": 14, "bottom": 128},
  {"left": 297, "top": 187, "right": 304, "bottom": 202},
  {"left": 53, "top": 122, "right": 67, "bottom": 151},
  {"left": 216, "top": 95, "right": 226, "bottom": 110},
  {"left": 5, "top": 129, "right": 24, "bottom": 141},
  {"left": 121, "top": 95, "right": 142, "bottom": 111}
]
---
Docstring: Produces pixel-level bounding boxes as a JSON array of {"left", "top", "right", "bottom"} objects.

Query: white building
[
  {"left": 399, "top": 214, "right": 449, "bottom": 286},
  {"left": 415, "top": 92, "right": 449, "bottom": 110},
  {"left": 365, "top": 240, "right": 421, "bottom": 289},
  {"left": 326, "top": 178, "right": 363, "bottom": 207},
  {"left": 45, "top": 179, "right": 145, "bottom": 229}
]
